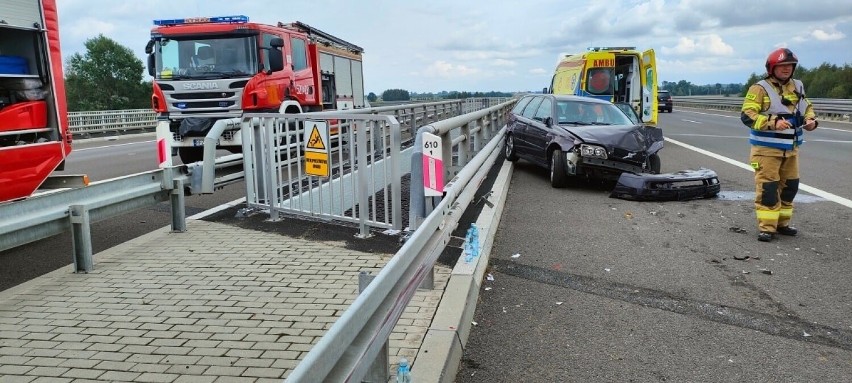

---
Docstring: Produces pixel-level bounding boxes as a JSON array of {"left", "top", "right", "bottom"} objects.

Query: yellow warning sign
[
  {"left": 306, "top": 125, "right": 326, "bottom": 151},
  {"left": 305, "top": 151, "right": 330, "bottom": 177}
]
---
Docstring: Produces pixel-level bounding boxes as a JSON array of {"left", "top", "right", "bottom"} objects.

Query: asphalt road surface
[{"left": 457, "top": 109, "right": 852, "bottom": 382}]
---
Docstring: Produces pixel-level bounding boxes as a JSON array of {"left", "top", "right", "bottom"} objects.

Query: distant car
[
  {"left": 505, "top": 94, "right": 664, "bottom": 187},
  {"left": 657, "top": 90, "right": 673, "bottom": 112}
]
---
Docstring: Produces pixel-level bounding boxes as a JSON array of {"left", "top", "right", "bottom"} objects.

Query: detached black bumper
[{"left": 609, "top": 168, "right": 721, "bottom": 201}]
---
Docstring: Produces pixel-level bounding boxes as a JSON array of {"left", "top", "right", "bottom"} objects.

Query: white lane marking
[
  {"left": 807, "top": 139, "right": 852, "bottom": 143},
  {"left": 73, "top": 140, "right": 155, "bottom": 152},
  {"left": 669, "top": 134, "right": 745, "bottom": 139},
  {"left": 665, "top": 137, "right": 852, "bottom": 209},
  {"left": 682, "top": 119, "right": 703, "bottom": 124}
]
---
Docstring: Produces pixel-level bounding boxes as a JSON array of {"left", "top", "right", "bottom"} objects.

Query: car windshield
[
  {"left": 154, "top": 35, "right": 259, "bottom": 79},
  {"left": 555, "top": 100, "right": 634, "bottom": 126}
]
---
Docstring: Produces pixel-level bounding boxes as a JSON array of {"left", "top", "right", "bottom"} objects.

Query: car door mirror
[
  {"left": 147, "top": 54, "right": 155, "bottom": 77},
  {"left": 544, "top": 116, "right": 553, "bottom": 126}
]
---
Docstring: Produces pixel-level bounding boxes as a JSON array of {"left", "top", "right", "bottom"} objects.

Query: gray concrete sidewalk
[{"left": 0, "top": 219, "right": 450, "bottom": 382}]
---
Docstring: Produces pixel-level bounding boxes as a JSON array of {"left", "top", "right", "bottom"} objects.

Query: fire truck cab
[
  {"left": 0, "top": 0, "right": 71, "bottom": 203},
  {"left": 146, "top": 16, "right": 365, "bottom": 163},
  {"left": 548, "top": 47, "right": 658, "bottom": 125}
]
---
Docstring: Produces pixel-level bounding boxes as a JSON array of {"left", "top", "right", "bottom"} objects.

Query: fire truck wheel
[{"left": 178, "top": 147, "right": 204, "bottom": 164}]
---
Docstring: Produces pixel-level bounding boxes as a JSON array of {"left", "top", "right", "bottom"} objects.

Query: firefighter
[{"left": 740, "top": 48, "right": 818, "bottom": 242}]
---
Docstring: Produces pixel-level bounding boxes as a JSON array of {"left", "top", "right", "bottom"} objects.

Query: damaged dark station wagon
[{"left": 505, "top": 94, "right": 664, "bottom": 187}]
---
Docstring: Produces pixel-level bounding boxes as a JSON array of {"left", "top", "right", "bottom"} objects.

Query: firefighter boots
[
  {"left": 777, "top": 226, "right": 798, "bottom": 236},
  {"left": 758, "top": 232, "right": 774, "bottom": 242}
]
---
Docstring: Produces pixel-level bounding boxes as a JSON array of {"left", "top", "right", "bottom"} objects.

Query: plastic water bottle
[
  {"left": 470, "top": 224, "right": 479, "bottom": 256},
  {"left": 464, "top": 224, "right": 479, "bottom": 263},
  {"left": 397, "top": 357, "right": 411, "bottom": 383}
]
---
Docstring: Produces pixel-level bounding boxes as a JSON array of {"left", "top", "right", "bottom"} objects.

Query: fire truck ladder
[{"left": 279, "top": 21, "right": 364, "bottom": 53}]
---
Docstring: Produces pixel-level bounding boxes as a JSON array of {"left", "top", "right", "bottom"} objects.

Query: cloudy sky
[{"left": 55, "top": 0, "right": 852, "bottom": 94}]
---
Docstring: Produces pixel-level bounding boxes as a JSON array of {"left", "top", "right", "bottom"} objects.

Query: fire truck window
[
  {"left": 290, "top": 37, "right": 308, "bottom": 71},
  {"left": 261, "top": 33, "right": 280, "bottom": 71}
]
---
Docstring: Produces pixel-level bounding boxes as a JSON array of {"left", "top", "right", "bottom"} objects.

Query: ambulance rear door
[{"left": 641, "top": 49, "right": 658, "bottom": 125}]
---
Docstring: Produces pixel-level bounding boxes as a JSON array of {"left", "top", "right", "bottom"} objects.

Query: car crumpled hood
[{"left": 561, "top": 124, "right": 664, "bottom": 162}]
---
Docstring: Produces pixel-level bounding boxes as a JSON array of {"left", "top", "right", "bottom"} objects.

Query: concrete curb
[{"left": 412, "top": 160, "right": 513, "bottom": 383}]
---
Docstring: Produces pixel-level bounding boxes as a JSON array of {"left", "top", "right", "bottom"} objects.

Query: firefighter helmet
[{"left": 765, "top": 48, "right": 798, "bottom": 74}]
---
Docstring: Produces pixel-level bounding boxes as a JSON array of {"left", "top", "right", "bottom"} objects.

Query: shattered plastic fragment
[
  {"left": 803, "top": 331, "right": 812, "bottom": 337},
  {"left": 472, "top": 321, "right": 478, "bottom": 326},
  {"left": 484, "top": 287, "right": 492, "bottom": 291},
  {"left": 604, "top": 268, "right": 611, "bottom": 272},
  {"left": 759, "top": 268, "right": 773, "bottom": 275},
  {"left": 556, "top": 302, "right": 563, "bottom": 305},
  {"left": 511, "top": 253, "right": 520, "bottom": 258},
  {"left": 486, "top": 274, "right": 494, "bottom": 281},
  {"left": 733, "top": 254, "right": 750, "bottom": 261}
]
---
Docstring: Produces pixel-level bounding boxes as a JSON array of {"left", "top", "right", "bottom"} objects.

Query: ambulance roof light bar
[
  {"left": 587, "top": 46, "right": 636, "bottom": 52},
  {"left": 154, "top": 15, "right": 249, "bottom": 26}
]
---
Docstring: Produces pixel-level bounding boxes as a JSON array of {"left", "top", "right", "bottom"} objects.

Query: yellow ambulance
[{"left": 547, "top": 47, "right": 658, "bottom": 125}]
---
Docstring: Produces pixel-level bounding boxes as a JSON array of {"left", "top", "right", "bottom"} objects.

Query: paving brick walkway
[{"left": 0, "top": 220, "right": 449, "bottom": 382}]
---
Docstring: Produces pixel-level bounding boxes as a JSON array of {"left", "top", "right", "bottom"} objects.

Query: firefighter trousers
[{"left": 751, "top": 151, "right": 799, "bottom": 233}]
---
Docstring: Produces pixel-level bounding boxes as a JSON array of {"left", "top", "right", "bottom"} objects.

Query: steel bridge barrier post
[
  {"left": 355, "top": 120, "right": 371, "bottom": 238},
  {"left": 69, "top": 205, "right": 93, "bottom": 273},
  {"left": 358, "top": 271, "right": 389, "bottom": 382},
  {"left": 171, "top": 179, "right": 187, "bottom": 232}
]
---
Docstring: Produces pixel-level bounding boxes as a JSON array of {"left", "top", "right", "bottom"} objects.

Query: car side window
[
  {"left": 512, "top": 97, "right": 533, "bottom": 114},
  {"left": 521, "top": 97, "right": 543, "bottom": 119},
  {"left": 533, "top": 99, "right": 552, "bottom": 121}
]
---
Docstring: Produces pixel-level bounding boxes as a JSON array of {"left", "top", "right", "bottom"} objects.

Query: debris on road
[
  {"left": 729, "top": 226, "right": 748, "bottom": 234},
  {"left": 511, "top": 253, "right": 520, "bottom": 259},
  {"left": 734, "top": 254, "right": 750, "bottom": 261},
  {"left": 609, "top": 168, "right": 721, "bottom": 201},
  {"left": 486, "top": 273, "right": 494, "bottom": 281},
  {"left": 758, "top": 268, "right": 773, "bottom": 275}
]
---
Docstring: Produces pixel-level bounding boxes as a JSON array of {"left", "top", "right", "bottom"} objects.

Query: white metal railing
[
  {"left": 67, "top": 109, "right": 156, "bottom": 135},
  {"left": 240, "top": 113, "right": 403, "bottom": 237},
  {"left": 62, "top": 97, "right": 849, "bottom": 137}
]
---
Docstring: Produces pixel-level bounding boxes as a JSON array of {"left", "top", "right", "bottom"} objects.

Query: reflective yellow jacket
[{"left": 740, "top": 77, "right": 816, "bottom": 156}]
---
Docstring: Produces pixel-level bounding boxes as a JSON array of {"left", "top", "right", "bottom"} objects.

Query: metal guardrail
[
  {"left": 0, "top": 168, "right": 185, "bottom": 272},
  {"left": 284, "top": 100, "right": 515, "bottom": 382},
  {"left": 0, "top": 156, "right": 243, "bottom": 270},
  {"left": 673, "top": 96, "right": 852, "bottom": 121}
]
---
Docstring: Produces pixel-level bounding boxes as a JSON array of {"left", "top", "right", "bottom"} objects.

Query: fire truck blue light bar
[{"left": 154, "top": 15, "right": 249, "bottom": 26}]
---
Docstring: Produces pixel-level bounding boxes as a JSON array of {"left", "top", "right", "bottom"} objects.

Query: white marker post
[{"left": 422, "top": 132, "right": 444, "bottom": 197}]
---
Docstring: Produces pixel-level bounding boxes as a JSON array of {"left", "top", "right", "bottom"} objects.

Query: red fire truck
[
  {"left": 0, "top": 0, "right": 72, "bottom": 203},
  {"left": 145, "top": 16, "right": 365, "bottom": 163}
]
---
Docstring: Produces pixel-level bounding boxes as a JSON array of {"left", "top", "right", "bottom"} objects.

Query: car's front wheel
[
  {"left": 505, "top": 134, "right": 518, "bottom": 162},
  {"left": 647, "top": 153, "right": 661, "bottom": 174},
  {"left": 550, "top": 149, "right": 568, "bottom": 188}
]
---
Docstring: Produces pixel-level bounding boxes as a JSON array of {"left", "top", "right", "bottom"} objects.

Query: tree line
[
  {"left": 662, "top": 63, "right": 852, "bottom": 99},
  {"left": 62, "top": 35, "right": 851, "bottom": 112}
]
